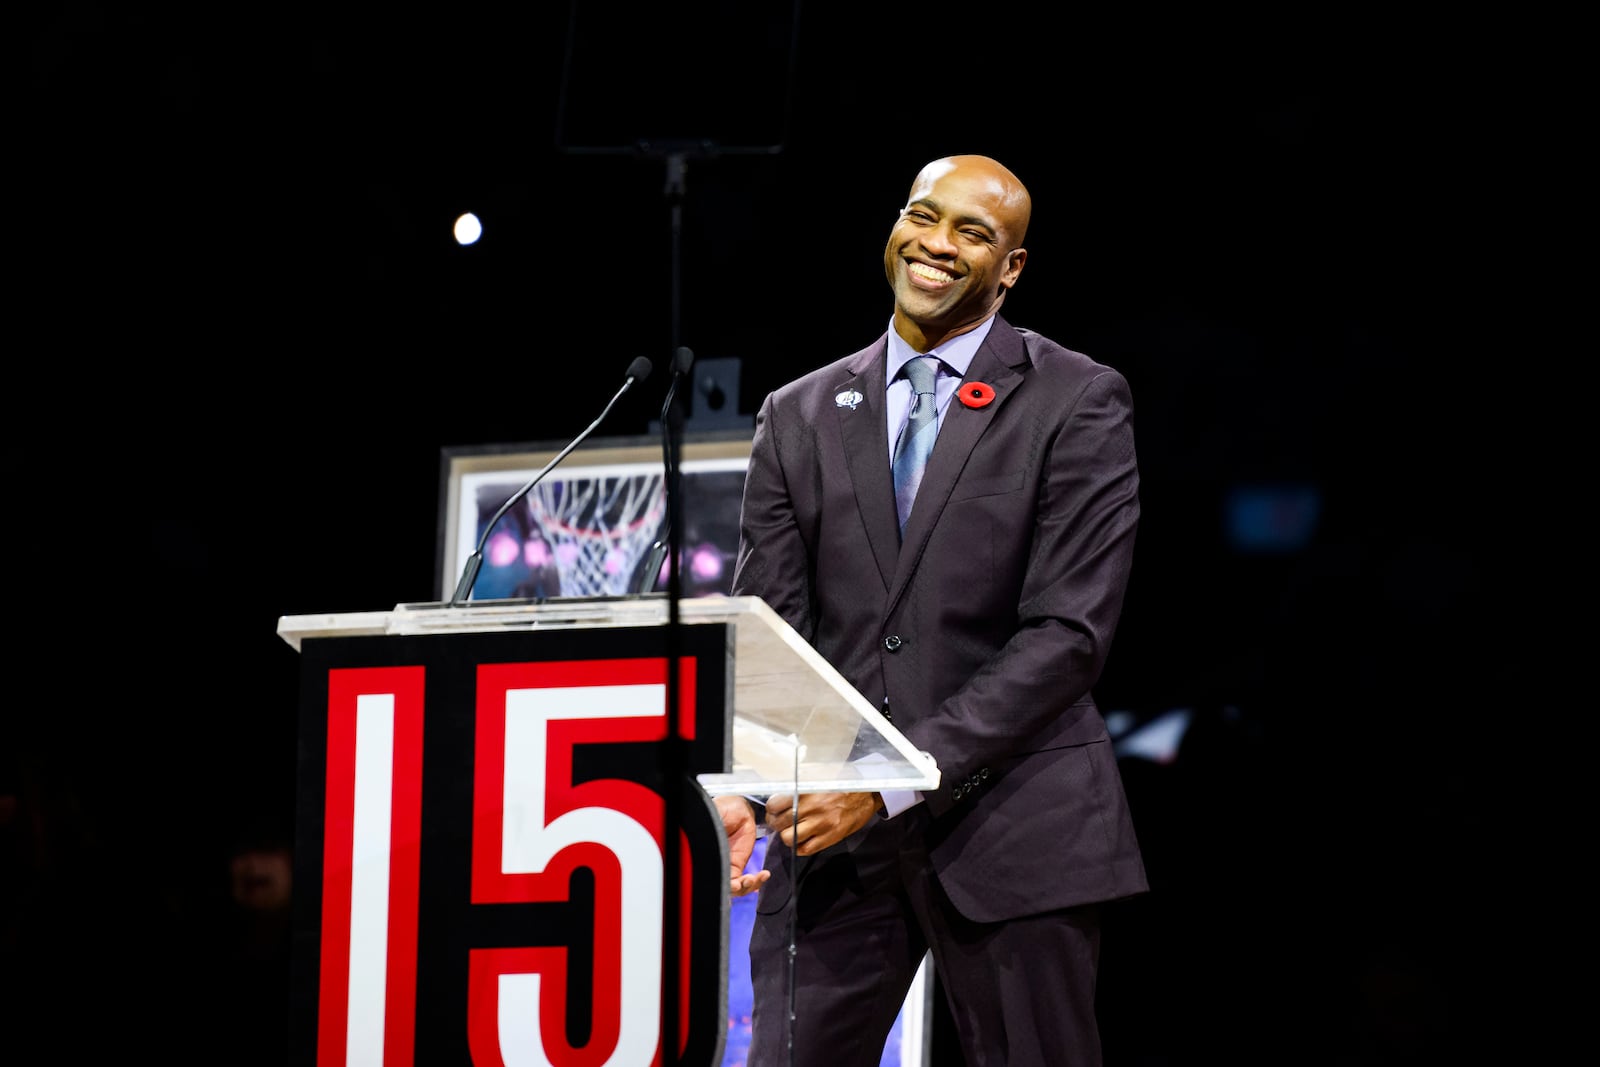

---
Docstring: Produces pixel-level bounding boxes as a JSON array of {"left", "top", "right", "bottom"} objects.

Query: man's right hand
[{"left": 715, "top": 795, "right": 771, "bottom": 897}]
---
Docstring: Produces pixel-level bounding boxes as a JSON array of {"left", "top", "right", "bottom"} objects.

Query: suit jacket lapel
[
  {"left": 888, "top": 318, "right": 1030, "bottom": 613},
  {"left": 835, "top": 337, "right": 900, "bottom": 591}
]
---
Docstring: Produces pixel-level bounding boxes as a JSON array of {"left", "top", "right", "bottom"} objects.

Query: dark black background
[{"left": 9, "top": 3, "right": 1564, "bottom": 1064}]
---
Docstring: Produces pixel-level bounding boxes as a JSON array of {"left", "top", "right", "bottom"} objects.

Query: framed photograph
[{"left": 437, "top": 429, "right": 757, "bottom": 604}]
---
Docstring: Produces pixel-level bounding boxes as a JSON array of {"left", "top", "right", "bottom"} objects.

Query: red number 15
[{"left": 468, "top": 658, "right": 695, "bottom": 1067}]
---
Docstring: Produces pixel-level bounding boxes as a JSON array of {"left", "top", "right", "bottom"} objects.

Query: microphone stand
[
  {"left": 650, "top": 142, "right": 707, "bottom": 1067},
  {"left": 553, "top": 9, "right": 800, "bottom": 1055}
]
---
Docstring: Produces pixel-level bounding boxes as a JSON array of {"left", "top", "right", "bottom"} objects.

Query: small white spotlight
[{"left": 453, "top": 212, "right": 483, "bottom": 246}]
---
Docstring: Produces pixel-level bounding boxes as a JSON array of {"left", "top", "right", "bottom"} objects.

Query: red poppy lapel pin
[{"left": 957, "top": 381, "right": 996, "bottom": 409}]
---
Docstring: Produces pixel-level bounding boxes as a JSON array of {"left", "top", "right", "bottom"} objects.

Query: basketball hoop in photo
[{"left": 527, "top": 469, "right": 666, "bottom": 598}]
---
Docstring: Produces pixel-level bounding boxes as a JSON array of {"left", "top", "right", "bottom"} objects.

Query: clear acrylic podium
[
  {"left": 278, "top": 593, "right": 941, "bottom": 798},
  {"left": 276, "top": 592, "right": 938, "bottom": 1067}
]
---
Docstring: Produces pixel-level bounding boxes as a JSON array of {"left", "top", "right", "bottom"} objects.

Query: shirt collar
[{"left": 884, "top": 315, "right": 995, "bottom": 385}]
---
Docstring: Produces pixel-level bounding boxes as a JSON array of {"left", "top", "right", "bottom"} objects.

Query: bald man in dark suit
[{"left": 718, "top": 154, "right": 1147, "bottom": 1067}]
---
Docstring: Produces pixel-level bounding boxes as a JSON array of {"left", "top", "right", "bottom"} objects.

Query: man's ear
[{"left": 1000, "top": 247, "right": 1027, "bottom": 290}]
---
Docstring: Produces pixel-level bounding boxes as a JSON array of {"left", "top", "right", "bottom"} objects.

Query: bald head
[{"left": 907, "top": 155, "right": 1032, "bottom": 248}]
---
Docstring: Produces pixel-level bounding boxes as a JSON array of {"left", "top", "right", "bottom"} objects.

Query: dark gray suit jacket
[{"left": 733, "top": 315, "right": 1148, "bottom": 922}]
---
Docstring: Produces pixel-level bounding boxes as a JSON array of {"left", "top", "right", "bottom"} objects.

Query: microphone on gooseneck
[
  {"left": 449, "top": 356, "right": 654, "bottom": 605},
  {"left": 633, "top": 347, "right": 696, "bottom": 594},
  {"left": 660, "top": 346, "right": 696, "bottom": 434},
  {"left": 661, "top": 346, "right": 695, "bottom": 581}
]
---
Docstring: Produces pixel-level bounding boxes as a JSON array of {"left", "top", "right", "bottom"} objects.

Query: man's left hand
[{"left": 764, "top": 791, "right": 880, "bottom": 855}]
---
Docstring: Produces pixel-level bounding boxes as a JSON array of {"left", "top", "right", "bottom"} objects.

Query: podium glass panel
[{"left": 277, "top": 593, "right": 940, "bottom": 798}]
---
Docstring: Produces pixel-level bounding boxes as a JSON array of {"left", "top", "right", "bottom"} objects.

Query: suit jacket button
[{"left": 883, "top": 635, "right": 903, "bottom": 652}]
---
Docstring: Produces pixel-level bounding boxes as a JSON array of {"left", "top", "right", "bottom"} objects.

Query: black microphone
[
  {"left": 633, "top": 348, "right": 696, "bottom": 594},
  {"left": 669, "top": 344, "right": 695, "bottom": 384},
  {"left": 449, "top": 356, "right": 654, "bottom": 605}
]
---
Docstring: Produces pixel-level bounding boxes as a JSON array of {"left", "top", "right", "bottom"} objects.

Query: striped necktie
[{"left": 892, "top": 355, "right": 940, "bottom": 533}]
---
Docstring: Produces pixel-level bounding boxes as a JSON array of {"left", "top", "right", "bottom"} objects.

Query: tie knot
[{"left": 904, "top": 355, "right": 938, "bottom": 393}]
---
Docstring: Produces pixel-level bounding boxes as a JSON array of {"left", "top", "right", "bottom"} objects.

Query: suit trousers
[{"left": 747, "top": 806, "right": 1104, "bottom": 1067}]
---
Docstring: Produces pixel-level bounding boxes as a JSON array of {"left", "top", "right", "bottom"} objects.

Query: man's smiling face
[{"left": 883, "top": 155, "right": 1030, "bottom": 351}]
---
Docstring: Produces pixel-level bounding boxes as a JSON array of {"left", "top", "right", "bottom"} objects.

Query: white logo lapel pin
[{"left": 835, "top": 389, "right": 865, "bottom": 410}]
